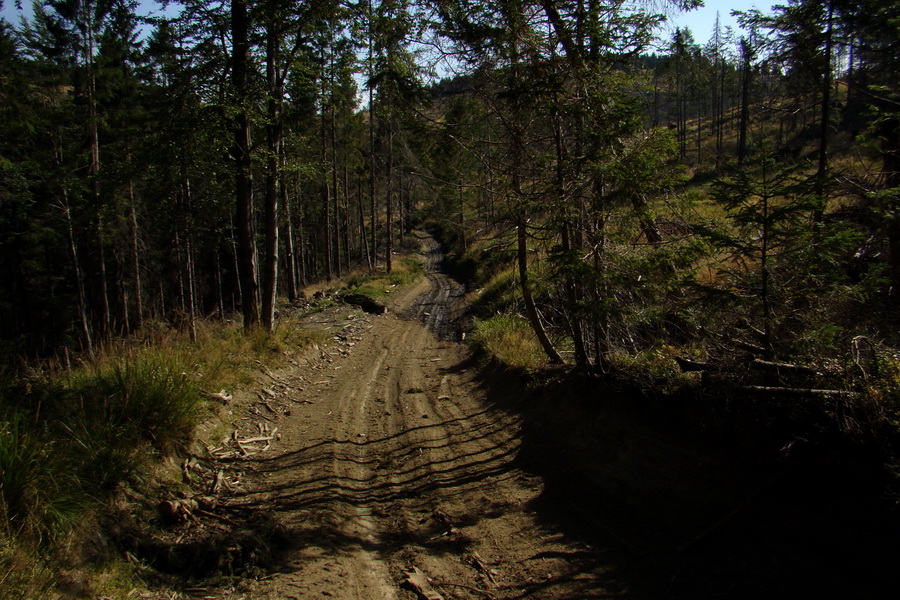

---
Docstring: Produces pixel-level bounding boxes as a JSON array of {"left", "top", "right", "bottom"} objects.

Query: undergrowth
[
  {"left": 0, "top": 309, "right": 324, "bottom": 597},
  {"left": 469, "top": 315, "right": 546, "bottom": 369}
]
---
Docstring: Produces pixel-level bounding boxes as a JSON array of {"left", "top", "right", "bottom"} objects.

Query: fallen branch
[
  {"left": 232, "top": 431, "right": 249, "bottom": 456},
  {"left": 404, "top": 567, "right": 445, "bottom": 600},
  {"left": 749, "top": 359, "right": 820, "bottom": 376},
  {"left": 731, "top": 339, "right": 768, "bottom": 355},
  {"left": 239, "top": 435, "right": 276, "bottom": 444},
  {"left": 471, "top": 552, "right": 498, "bottom": 586},
  {"left": 740, "top": 385, "right": 856, "bottom": 398},
  {"left": 675, "top": 357, "right": 714, "bottom": 372},
  {"left": 210, "top": 470, "right": 225, "bottom": 495},
  {"left": 196, "top": 507, "right": 240, "bottom": 528}
]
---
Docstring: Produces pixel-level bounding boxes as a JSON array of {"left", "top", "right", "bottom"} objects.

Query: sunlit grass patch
[
  {"left": 471, "top": 267, "right": 519, "bottom": 314},
  {"left": 469, "top": 315, "right": 545, "bottom": 369},
  {"left": 344, "top": 257, "right": 425, "bottom": 299}
]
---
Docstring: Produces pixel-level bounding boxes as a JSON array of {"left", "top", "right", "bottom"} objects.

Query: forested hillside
[{"left": 2, "top": 0, "right": 900, "bottom": 597}]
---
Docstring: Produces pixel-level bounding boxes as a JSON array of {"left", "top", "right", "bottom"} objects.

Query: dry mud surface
[
  {"left": 212, "top": 233, "right": 612, "bottom": 599},
  {"left": 182, "top": 232, "right": 898, "bottom": 600}
]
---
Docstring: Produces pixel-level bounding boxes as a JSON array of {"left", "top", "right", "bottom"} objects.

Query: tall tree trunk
[
  {"left": 128, "top": 184, "right": 143, "bottom": 331},
  {"left": 232, "top": 0, "right": 259, "bottom": 329},
  {"left": 185, "top": 230, "right": 198, "bottom": 342},
  {"left": 320, "top": 92, "right": 333, "bottom": 279},
  {"left": 330, "top": 91, "right": 342, "bottom": 278},
  {"left": 343, "top": 164, "right": 352, "bottom": 272},
  {"left": 95, "top": 214, "right": 111, "bottom": 342},
  {"left": 879, "top": 117, "right": 900, "bottom": 305},
  {"left": 214, "top": 248, "right": 225, "bottom": 319},
  {"left": 283, "top": 170, "right": 297, "bottom": 302},
  {"left": 182, "top": 176, "right": 197, "bottom": 341},
  {"left": 62, "top": 192, "right": 93, "bottom": 356},
  {"left": 738, "top": 38, "right": 752, "bottom": 166},
  {"left": 814, "top": 2, "right": 835, "bottom": 224},
  {"left": 518, "top": 221, "right": 563, "bottom": 364},
  {"left": 368, "top": 1, "right": 377, "bottom": 269},
  {"left": 359, "top": 177, "right": 371, "bottom": 266},
  {"left": 262, "top": 23, "right": 281, "bottom": 332},
  {"left": 386, "top": 118, "right": 394, "bottom": 273},
  {"left": 296, "top": 177, "right": 306, "bottom": 286}
]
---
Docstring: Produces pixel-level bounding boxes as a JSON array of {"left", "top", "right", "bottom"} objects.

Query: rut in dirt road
[{"left": 224, "top": 232, "right": 618, "bottom": 600}]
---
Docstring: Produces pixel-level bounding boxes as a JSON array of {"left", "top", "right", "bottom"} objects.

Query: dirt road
[
  {"left": 220, "top": 232, "right": 609, "bottom": 599},
  {"left": 158, "top": 231, "right": 900, "bottom": 600}
]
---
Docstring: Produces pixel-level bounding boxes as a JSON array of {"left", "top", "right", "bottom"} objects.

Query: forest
[{"left": 2, "top": 0, "right": 900, "bottom": 597}]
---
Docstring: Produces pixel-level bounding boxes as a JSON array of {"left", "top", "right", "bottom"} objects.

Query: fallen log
[
  {"left": 731, "top": 339, "right": 768, "bottom": 355},
  {"left": 740, "top": 385, "right": 856, "bottom": 398},
  {"left": 749, "top": 358, "right": 819, "bottom": 376},
  {"left": 675, "top": 357, "right": 714, "bottom": 372}
]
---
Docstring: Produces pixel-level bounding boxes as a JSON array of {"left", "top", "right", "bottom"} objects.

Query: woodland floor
[{"left": 135, "top": 231, "right": 900, "bottom": 600}]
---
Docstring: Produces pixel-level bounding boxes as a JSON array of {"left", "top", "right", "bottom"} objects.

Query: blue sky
[
  {"left": 665, "top": 1, "right": 773, "bottom": 42},
  {"left": 3, "top": 1, "right": 774, "bottom": 47}
]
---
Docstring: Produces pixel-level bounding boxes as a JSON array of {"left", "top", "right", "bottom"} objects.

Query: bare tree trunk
[
  {"left": 233, "top": 0, "right": 259, "bottom": 329},
  {"left": 214, "top": 248, "right": 225, "bottom": 319},
  {"left": 368, "top": 0, "right": 377, "bottom": 268},
  {"left": 814, "top": 2, "right": 835, "bottom": 224},
  {"left": 62, "top": 192, "right": 93, "bottom": 356},
  {"left": 321, "top": 90, "right": 333, "bottom": 279},
  {"left": 128, "top": 184, "right": 143, "bottom": 331},
  {"left": 262, "top": 22, "right": 281, "bottom": 332},
  {"left": 283, "top": 177, "right": 297, "bottom": 302},
  {"left": 230, "top": 226, "right": 243, "bottom": 307},
  {"left": 95, "top": 214, "right": 111, "bottom": 342},
  {"left": 518, "top": 221, "right": 563, "bottom": 364},
  {"left": 296, "top": 178, "right": 307, "bottom": 286},
  {"left": 175, "top": 229, "right": 185, "bottom": 311},
  {"left": 185, "top": 230, "right": 198, "bottom": 342},
  {"left": 738, "top": 38, "right": 752, "bottom": 166},
  {"left": 343, "top": 164, "right": 351, "bottom": 272},
  {"left": 183, "top": 177, "right": 198, "bottom": 342},
  {"left": 330, "top": 91, "right": 342, "bottom": 278},
  {"left": 386, "top": 118, "right": 394, "bottom": 273},
  {"left": 359, "top": 177, "right": 371, "bottom": 266},
  {"left": 879, "top": 117, "right": 900, "bottom": 305}
]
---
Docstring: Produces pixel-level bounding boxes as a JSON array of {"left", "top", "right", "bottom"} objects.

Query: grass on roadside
[
  {"left": 469, "top": 314, "right": 546, "bottom": 369},
  {"left": 344, "top": 257, "right": 425, "bottom": 299},
  {"left": 1, "top": 307, "right": 327, "bottom": 599}
]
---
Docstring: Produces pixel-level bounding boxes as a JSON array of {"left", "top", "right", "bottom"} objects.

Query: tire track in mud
[{"left": 225, "top": 231, "right": 611, "bottom": 600}]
